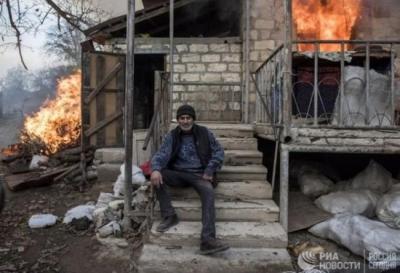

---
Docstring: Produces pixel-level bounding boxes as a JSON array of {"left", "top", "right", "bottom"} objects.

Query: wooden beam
[
  {"left": 84, "top": 111, "right": 123, "bottom": 137},
  {"left": 84, "top": 62, "right": 123, "bottom": 104}
]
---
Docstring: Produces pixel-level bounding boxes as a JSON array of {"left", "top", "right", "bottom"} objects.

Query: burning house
[{"left": 76, "top": 0, "right": 400, "bottom": 271}]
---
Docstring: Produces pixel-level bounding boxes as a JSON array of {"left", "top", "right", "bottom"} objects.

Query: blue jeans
[{"left": 156, "top": 169, "right": 216, "bottom": 243}]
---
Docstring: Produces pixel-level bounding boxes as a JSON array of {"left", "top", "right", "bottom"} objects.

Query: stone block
[
  {"left": 209, "top": 43, "right": 230, "bottom": 53},
  {"left": 173, "top": 64, "right": 186, "bottom": 73},
  {"left": 228, "top": 64, "right": 241, "bottom": 72},
  {"left": 181, "top": 54, "right": 200, "bottom": 63},
  {"left": 180, "top": 73, "right": 200, "bottom": 82},
  {"left": 250, "top": 51, "right": 259, "bottom": 61},
  {"left": 208, "top": 63, "right": 227, "bottom": 72},
  {"left": 254, "top": 19, "right": 275, "bottom": 30},
  {"left": 229, "top": 102, "right": 241, "bottom": 111},
  {"left": 200, "top": 73, "right": 222, "bottom": 82},
  {"left": 187, "top": 63, "right": 206, "bottom": 72},
  {"left": 222, "top": 54, "right": 240, "bottom": 63},
  {"left": 201, "top": 54, "right": 221, "bottom": 62},
  {"left": 222, "top": 73, "right": 241, "bottom": 83},
  {"left": 230, "top": 44, "right": 242, "bottom": 53},
  {"left": 189, "top": 44, "right": 209, "bottom": 53},
  {"left": 175, "top": 44, "right": 188, "bottom": 53},
  {"left": 254, "top": 40, "right": 275, "bottom": 50}
]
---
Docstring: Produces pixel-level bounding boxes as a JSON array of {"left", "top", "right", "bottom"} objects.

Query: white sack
[
  {"left": 376, "top": 191, "right": 400, "bottom": 229},
  {"left": 332, "top": 66, "right": 393, "bottom": 126},
  {"left": 298, "top": 172, "right": 334, "bottom": 198},
  {"left": 315, "top": 190, "right": 380, "bottom": 218},
  {"left": 28, "top": 214, "right": 58, "bottom": 228},
  {"left": 335, "top": 160, "right": 394, "bottom": 194},
  {"left": 113, "top": 164, "right": 146, "bottom": 196},
  {"left": 63, "top": 205, "right": 95, "bottom": 224},
  {"left": 29, "top": 155, "right": 49, "bottom": 170},
  {"left": 309, "top": 214, "right": 400, "bottom": 259}
]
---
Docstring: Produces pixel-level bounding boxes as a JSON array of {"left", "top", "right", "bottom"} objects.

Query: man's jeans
[{"left": 156, "top": 169, "right": 216, "bottom": 243}]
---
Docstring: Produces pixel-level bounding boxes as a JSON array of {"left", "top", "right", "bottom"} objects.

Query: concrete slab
[
  {"left": 224, "top": 150, "right": 263, "bottom": 165},
  {"left": 150, "top": 221, "right": 288, "bottom": 248},
  {"left": 96, "top": 163, "right": 121, "bottom": 183},
  {"left": 169, "top": 181, "right": 272, "bottom": 200},
  {"left": 217, "top": 138, "right": 257, "bottom": 150},
  {"left": 95, "top": 148, "right": 125, "bottom": 164},
  {"left": 218, "top": 165, "right": 268, "bottom": 181},
  {"left": 138, "top": 244, "right": 293, "bottom": 273},
  {"left": 155, "top": 199, "right": 279, "bottom": 222}
]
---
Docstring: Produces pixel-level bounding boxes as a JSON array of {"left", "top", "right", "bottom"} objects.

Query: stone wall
[
  {"left": 166, "top": 41, "right": 242, "bottom": 121},
  {"left": 103, "top": 38, "right": 243, "bottom": 122},
  {"left": 244, "top": 0, "right": 284, "bottom": 122}
]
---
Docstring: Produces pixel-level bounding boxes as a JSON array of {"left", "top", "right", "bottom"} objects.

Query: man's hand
[
  {"left": 202, "top": 173, "right": 213, "bottom": 182},
  {"left": 150, "top": 170, "right": 163, "bottom": 188}
]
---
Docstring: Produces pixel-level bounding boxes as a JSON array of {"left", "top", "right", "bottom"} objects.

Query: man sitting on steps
[{"left": 150, "top": 104, "right": 230, "bottom": 255}]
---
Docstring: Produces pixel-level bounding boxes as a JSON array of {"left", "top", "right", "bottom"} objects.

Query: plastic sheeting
[
  {"left": 376, "top": 186, "right": 400, "bottom": 229},
  {"left": 332, "top": 66, "right": 394, "bottom": 126},
  {"left": 315, "top": 190, "right": 380, "bottom": 218},
  {"left": 335, "top": 160, "right": 395, "bottom": 194},
  {"left": 309, "top": 214, "right": 400, "bottom": 261}
]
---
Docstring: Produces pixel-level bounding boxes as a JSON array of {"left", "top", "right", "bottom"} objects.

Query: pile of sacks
[{"left": 293, "top": 160, "right": 400, "bottom": 264}]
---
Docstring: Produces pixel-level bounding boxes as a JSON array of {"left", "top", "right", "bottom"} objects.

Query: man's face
[{"left": 178, "top": 114, "right": 194, "bottom": 131}]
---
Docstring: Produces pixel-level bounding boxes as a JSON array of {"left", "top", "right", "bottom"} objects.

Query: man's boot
[
  {"left": 156, "top": 214, "right": 179, "bottom": 232},
  {"left": 199, "top": 238, "right": 230, "bottom": 255}
]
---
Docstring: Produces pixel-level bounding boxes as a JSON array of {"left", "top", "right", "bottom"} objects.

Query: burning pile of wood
[{"left": 1, "top": 144, "right": 97, "bottom": 192}]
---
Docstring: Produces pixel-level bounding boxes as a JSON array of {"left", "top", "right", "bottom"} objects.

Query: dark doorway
[{"left": 134, "top": 54, "right": 164, "bottom": 129}]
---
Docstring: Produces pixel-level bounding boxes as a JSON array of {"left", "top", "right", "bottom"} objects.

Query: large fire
[
  {"left": 293, "top": 0, "right": 362, "bottom": 51},
  {"left": 20, "top": 71, "right": 82, "bottom": 155}
]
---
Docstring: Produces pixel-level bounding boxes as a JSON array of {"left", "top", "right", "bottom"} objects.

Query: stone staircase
[{"left": 136, "top": 123, "right": 292, "bottom": 273}]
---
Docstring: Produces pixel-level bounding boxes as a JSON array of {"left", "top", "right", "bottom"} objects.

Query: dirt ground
[{"left": 0, "top": 171, "right": 136, "bottom": 273}]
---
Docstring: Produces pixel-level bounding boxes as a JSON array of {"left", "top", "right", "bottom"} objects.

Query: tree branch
[
  {"left": 44, "top": 0, "right": 85, "bottom": 33},
  {"left": 5, "top": 0, "right": 28, "bottom": 70}
]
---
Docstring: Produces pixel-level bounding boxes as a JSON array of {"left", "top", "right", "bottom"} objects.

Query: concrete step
[
  {"left": 95, "top": 148, "right": 124, "bottom": 164},
  {"left": 170, "top": 123, "right": 255, "bottom": 138},
  {"left": 170, "top": 181, "right": 272, "bottom": 200},
  {"left": 96, "top": 163, "right": 121, "bottom": 182},
  {"left": 138, "top": 244, "right": 293, "bottom": 273},
  {"left": 156, "top": 199, "right": 279, "bottom": 222},
  {"left": 218, "top": 137, "right": 257, "bottom": 150},
  {"left": 150, "top": 221, "right": 287, "bottom": 248},
  {"left": 224, "top": 150, "right": 262, "bottom": 165},
  {"left": 218, "top": 165, "right": 268, "bottom": 181}
]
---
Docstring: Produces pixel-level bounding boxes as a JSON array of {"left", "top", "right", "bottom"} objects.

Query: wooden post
[{"left": 123, "top": 0, "right": 136, "bottom": 231}]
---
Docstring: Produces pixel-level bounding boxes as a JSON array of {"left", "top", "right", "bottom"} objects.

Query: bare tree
[{"left": 0, "top": 0, "right": 109, "bottom": 69}]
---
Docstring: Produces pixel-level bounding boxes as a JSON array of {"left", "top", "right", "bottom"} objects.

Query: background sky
[{"left": 0, "top": 0, "right": 143, "bottom": 78}]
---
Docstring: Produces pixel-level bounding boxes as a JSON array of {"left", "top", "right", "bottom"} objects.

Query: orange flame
[
  {"left": 293, "top": 0, "right": 362, "bottom": 51},
  {"left": 21, "top": 71, "right": 81, "bottom": 155}
]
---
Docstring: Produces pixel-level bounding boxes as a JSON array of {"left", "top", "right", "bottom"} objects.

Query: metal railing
[{"left": 254, "top": 40, "right": 400, "bottom": 129}]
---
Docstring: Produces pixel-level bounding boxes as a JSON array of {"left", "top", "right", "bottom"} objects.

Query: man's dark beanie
[{"left": 176, "top": 104, "right": 196, "bottom": 120}]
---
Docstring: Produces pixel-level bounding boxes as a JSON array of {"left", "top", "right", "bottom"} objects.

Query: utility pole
[{"left": 122, "top": 0, "right": 135, "bottom": 231}]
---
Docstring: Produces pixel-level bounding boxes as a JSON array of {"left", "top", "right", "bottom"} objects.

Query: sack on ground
[
  {"left": 309, "top": 214, "right": 400, "bottom": 260},
  {"left": 315, "top": 189, "right": 380, "bottom": 218}
]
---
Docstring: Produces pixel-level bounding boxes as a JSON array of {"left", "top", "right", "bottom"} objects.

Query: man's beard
[{"left": 179, "top": 124, "right": 193, "bottom": 131}]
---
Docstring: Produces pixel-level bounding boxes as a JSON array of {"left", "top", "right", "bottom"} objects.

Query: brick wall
[
  {"left": 244, "top": 0, "right": 284, "bottom": 122},
  {"left": 166, "top": 41, "right": 242, "bottom": 121}
]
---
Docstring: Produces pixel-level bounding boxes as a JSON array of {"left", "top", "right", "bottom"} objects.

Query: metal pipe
[
  {"left": 365, "top": 42, "right": 370, "bottom": 125},
  {"left": 244, "top": 0, "right": 250, "bottom": 123},
  {"left": 169, "top": 0, "right": 174, "bottom": 123},
  {"left": 282, "top": 0, "right": 293, "bottom": 137},
  {"left": 313, "top": 43, "right": 319, "bottom": 126},
  {"left": 279, "top": 146, "right": 289, "bottom": 232},
  {"left": 339, "top": 42, "right": 345, "bottom": 126},
  {"left": 123, "top": 0, "right": 135, "bottom": 230},
  {"left": 391, "top": 44, "right": 395, "bottom": 126}
]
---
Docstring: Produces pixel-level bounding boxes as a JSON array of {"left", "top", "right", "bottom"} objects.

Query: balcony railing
[{"left": 254, "top": 40, "right": 400, "bottom": 129}]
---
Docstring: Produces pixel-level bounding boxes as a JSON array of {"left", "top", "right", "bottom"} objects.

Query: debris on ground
[
  {"left": 113, "top": 164, "right": 146, "bottom": 196},
  {"left": 63, "top": 204, "right": 95, "bottom": 224},
  {"left": 376, "top": 187, "right": 400, "bottom": 229},
  {"left": 28, "top": 214, "right": 58, "bottom": 229}
]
